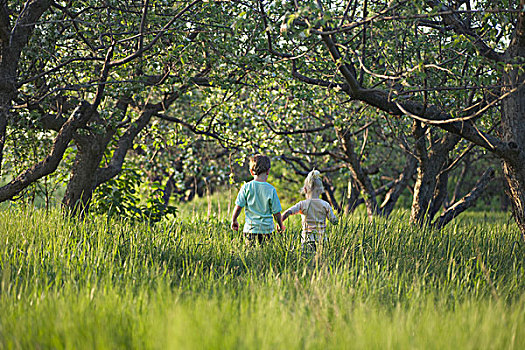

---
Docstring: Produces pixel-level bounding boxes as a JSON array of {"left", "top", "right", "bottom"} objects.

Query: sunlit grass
[{"left": 0, "top": 204, "right": 524, "bottom": 349}]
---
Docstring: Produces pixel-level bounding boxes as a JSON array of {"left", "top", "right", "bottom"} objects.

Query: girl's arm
[
  {"left": 282, "top": 209, "right": 291, "bottom": 221},
  {"left": 282, "top": 201, "right": 302, "bottom": 221},
  {"left": 328, "top": 206, "right": 338, "bottom": 224}
]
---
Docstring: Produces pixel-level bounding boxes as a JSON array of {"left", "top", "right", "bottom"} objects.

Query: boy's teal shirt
[{"left": 235, "top": 180, "right": 282, "bottom": 234}]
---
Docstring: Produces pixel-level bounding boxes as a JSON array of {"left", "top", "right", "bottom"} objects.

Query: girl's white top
[{"left": 286, "top": 198, "right": 337, "bottom": 243}]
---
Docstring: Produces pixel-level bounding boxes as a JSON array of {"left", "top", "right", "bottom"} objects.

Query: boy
[{"left": 231, "top": 154, "right": 285, "bottom": 244}]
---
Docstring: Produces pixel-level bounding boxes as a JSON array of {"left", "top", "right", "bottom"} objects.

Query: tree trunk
[
  {"left": 500, "top": 190, "right": 510, "bottom": 211},
  {"left": 411, "top": 161, "right": 440, "bottom": 225},
  {"left": 410, "top": 122, "right": 432, "bottom": 224},
  {"left": 447, "top": 155, "right": 471, "bottom": 208},
  {"left": 380, "top": 151, "right": 417, "bottom": 217},
  {"left": 61, "top": 102, "right": 156, "bottom": 214},
  {"left": 410, "top": 122, "right": 460, "bottom": 225},
  {"left": 427, "top": 167, "right": 449, "bottom": 220},
  {"left": 162, "top": 173, "right": 176, "bottom": 209},
  {"left": 0, "top": 99, "right": 10, "bottom": 170},
  {"left": 62, "top": 131, "right": 113, "bottom": 214},
  {"left": 336, "top": 127, "right": 379, "bottom": 219},
  {"left": 344, "top": 176, "right": 359, "bottom": 214},
  {"left": 501, "top": 23, "right": 525, "bottom": 239},
  {"left": 322, "top": 176, "right": 342, "bottom": 212},
  {"left": 501, "top": 97, "right": 525, "bottom": 239},
  {"left": 0, "top": 51, "right": 19, "bottom": 171}
]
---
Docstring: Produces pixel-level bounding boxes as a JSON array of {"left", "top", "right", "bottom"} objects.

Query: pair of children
[{"left": 231, "top": 154, "right": 338, "bottom": 248}]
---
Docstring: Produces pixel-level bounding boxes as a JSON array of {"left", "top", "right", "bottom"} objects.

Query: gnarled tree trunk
[
  {"left": 410, "top": 122, "right": 461, "bottom": 225},
  {"left": 380, "top": 150, "right": 417, "bottom": 217},
  {"left": 501, "top": 47, "right": 525, "bottom": 240},
  {"left": 336, "top": 126, "right": 379, "bottom": 219},
  {"left": 345, "top": 177, "right": 360, "bottom": 214},
  {"left": 0, "top": 0, "right": 52, "bottom": 170},
  {"left": 62, "top": 128, "right": 115, "bottom": 214}
]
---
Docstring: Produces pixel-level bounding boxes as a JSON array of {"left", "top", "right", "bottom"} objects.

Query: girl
[{"left": 282, "top": 170, "right": 338, "bottom": 251}]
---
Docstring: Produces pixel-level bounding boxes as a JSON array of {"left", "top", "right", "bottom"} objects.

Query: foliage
[
  {"left": 1, "top": 123, "right": 65, "bottom": 206},
  {"left": 90, "top": 167, "right": 177, "bottom": 222},
  {"left": 1, "top": 0, "right": 253, "bottom": 210},
  {"left": 0, "top": 1, "right": 518, "bottom": 229}
]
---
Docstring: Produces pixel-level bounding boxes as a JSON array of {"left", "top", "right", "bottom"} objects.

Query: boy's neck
[{"left": 253, "top": 173, "right": 268, "bottom": 182}]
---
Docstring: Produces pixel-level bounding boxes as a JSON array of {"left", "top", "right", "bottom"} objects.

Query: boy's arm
[
  {"left": 273, "top": 212, "right": 285, "bottom": 232},
  {"left": 231, "top": 205, "right": 243, "bottom": 231}
]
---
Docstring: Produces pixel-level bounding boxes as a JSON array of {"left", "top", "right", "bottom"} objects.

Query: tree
[
  {"left": 215, "top": 49, "right": 493, "bottom": 227},
  {"left": 0, "top": 1, "right": 245, "bottom": 214},
  {"left": 250, "top": 87, "right": 417, "bottom": 218},
  {"left": 0, "top": 0, "right": 513, "bottom": 232},
  {"left": 255, "top": 0, "right": 524, "bottom": 237}
]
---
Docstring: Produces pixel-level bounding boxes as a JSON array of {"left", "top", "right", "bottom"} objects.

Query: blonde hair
[
  {"left": 249, "top": 154, "right": 271, "bottom": 175},
  {"left": 301, "top": 169, "right": 324, "bottom": 195}
]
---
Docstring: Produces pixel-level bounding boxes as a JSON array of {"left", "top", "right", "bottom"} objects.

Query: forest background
[{"left": 1, "top": 1, "right": 525, "bottom": 348}]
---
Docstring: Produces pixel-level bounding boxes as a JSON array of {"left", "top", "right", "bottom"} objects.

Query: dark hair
[{"left": 249, "top": 154, "right": 271, "bottom": 175}]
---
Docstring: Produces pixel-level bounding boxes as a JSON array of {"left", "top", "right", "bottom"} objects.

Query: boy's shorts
[{"left": 244, "top": 233, "right": 273, "bottom": 244}]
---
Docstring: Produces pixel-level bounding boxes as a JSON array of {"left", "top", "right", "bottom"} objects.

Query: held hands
[{"left": 231, "top": 221, "right": 285, "bottom": 232}]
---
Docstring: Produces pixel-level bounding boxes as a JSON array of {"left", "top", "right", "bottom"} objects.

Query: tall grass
[{"left": 0, "top": 205, "right": 524, "bottom": 349}]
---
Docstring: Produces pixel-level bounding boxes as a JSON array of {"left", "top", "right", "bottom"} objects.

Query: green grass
[{"left": 0, "top": 204, "right": 524, "bottom": 349}]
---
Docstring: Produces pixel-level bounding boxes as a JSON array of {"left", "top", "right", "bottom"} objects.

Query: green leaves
[{"left": 91, "top": 168, "right": 177, "bottom": 222}]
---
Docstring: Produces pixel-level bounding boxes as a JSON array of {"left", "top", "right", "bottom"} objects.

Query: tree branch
[
  {"left": 10, "top": 0, "right": 52, "bottom": 59},
  {"left": 319, "top": 31, "right": 514, "bottom": 159},
  {"left": 425, "top": 0, "right": 504, "bottom": 62},
  {"left": 263, "top": 118, "right": 333, "bottom": 135},
  {"left": 509, "top": 0, "right": 525, "bottom": 49},
  {"left": 109, "top": 0, "right": 202, "bottom": 67},
  {"left": 0, "top": 101, "right": 92, "bottom": 201},
  {"left": 291, "top": 60, "right": 348, "bottom": 90},
  {"left": 94, "top": 105, "right": 157, "bottom": 186},
  {"left": 433, "top": 167, "right": 495, "bottom": 229}
]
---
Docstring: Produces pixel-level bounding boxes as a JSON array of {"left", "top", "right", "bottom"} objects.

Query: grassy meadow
[{"left": 0, "top": 195, "right": 524, "bottom": 349}]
